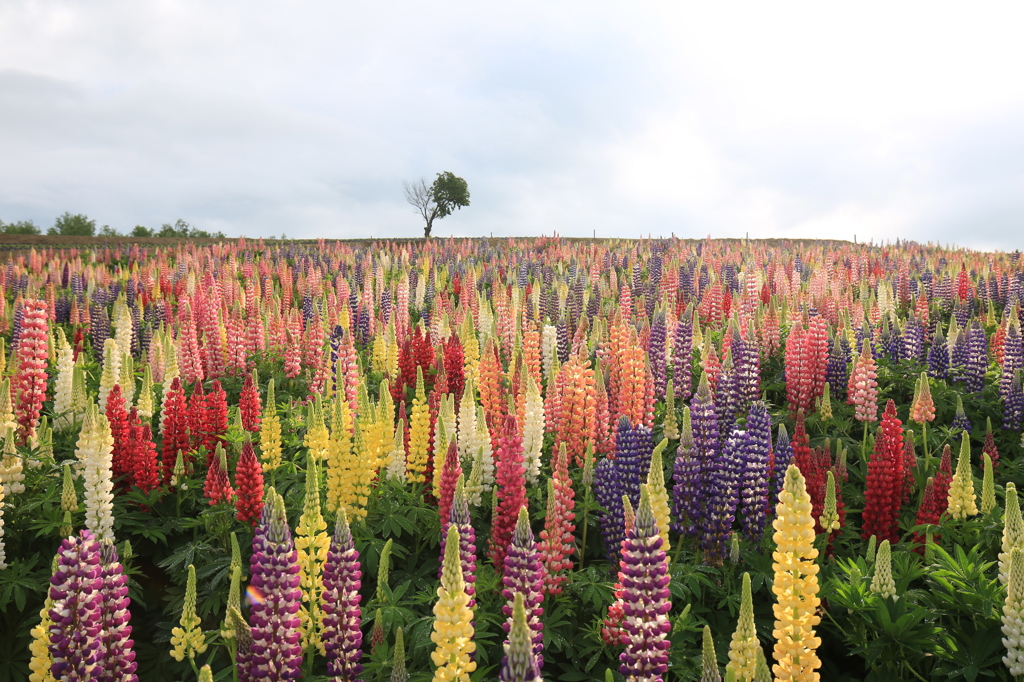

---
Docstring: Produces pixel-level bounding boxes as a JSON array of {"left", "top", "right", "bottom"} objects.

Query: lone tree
[{"left": 404, "top": 171, "right": 470, "bottom": 238}]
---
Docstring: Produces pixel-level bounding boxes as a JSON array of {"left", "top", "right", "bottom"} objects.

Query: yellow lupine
[
  {"left": 325, "top": 395, "right": 354, "bottom": 516},
  {"left": 407, "top": 367, "right": 431, "bottom": 483},
  {"left": 170, "top": 564, "right": 207, "bottom": 661},
  {"left": 645, "top": 438, "right": 671, "bottom": 552},
  {"left": 295, "top": 452, "right": 329, "bottom": 656},
  {"left": 869, "top": 540, "right": 896, "bottom": 600},
  {"left": 771, "top": 464, "right": 821, "bottom": 682},
  {"left": 303, "top": 398, "right": 330, "bottom": 464},
  {"left": 947, "top": 431, "right": 978, "bottom": 520},
  {"left": 726, "top": 572, "right": 760, "bottom": 682},
  {"left": 259, "top": 379, "right": 282, "bottom": 471},
  {"left": 431, "top": 526, "right": 476, "bottom": 681},
  {"left": 1001, "top": 482, "right": 1024, "bottom": 586}
]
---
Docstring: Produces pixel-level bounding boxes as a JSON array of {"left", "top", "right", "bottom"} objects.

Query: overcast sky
[{"left": 1, "top": 1, "right": 1023, "bottom": 249}]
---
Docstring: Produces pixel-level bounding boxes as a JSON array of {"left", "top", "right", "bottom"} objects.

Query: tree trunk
[{"left": 424, "top": 219, "right": 433, "bottom": 239}]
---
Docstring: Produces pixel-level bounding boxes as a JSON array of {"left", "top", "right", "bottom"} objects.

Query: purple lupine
[
  {"left": 826, "top": 334, "right": 850, "bottom": 400},
  {"left": 738, "top": 402, "right": 773, "bottom": 543},
  {"left": 771, "top": 424, "right": 795, "bottom": 504},
  {"left": 322, "top": 510, "right": 363, "bottom": 681},
  {"left": 699, "top": 429, "right": 742, "bottom": 565},
  {"left": 616, "top": 417, "right": 654, "bottom": 510},
  {"left": 683, "top": 373, "right": 721, "bottom": 539},
  {"left": 951, "top": 395, "right": 972, "bottom": 434},
  {"left": 670, "top": 408, "right": 696, "bottom": 536},
  {"left": 902, "top": 314, "right": 924, "bottom": 364},
  {"left": 96, "top": 542, "right": 138, "bottom": 682},
  {"left": 715, "top": 349, "right": 741, "bottom": 432},
  {"left": 1000, "top": 322, "right": 1023, "bottom": 404},
  {"left": 502, "top": 507, "right": 544, "bottom": 671},
  {"left": 245, "top": 489, "right": 303, "bottom": 681},
  {"left": 672, "top": 312, "right": 694, "bottom": 403},
  {"left": 881, "top": 317, "right": 901, "bottom": 362},
  {"left": 649, "top": 313, "right": 668, "bottom": 400},
  {"left": 1004, "top": 369, "right": 1024, "bottom": 431},
  {"left": 618, "top": 486, "right": 672, "bottom": 682},
  {"left": 927, "top": 329, "right": 950, "bottom": 380},
  {"left": 49, "top": 530, "right": 104, "bottom": 681},
  {"left": 439, "top": 476, "right": 477, "bottom": 608},
  {"left": 965, "top": 320, "right": 988, "bottom": 393},
  {"left": 594, "top": 457, "right": 626, "bottom": 561},
  {"left": 951, "top": 328, "right": 970, "bottom": 383}
]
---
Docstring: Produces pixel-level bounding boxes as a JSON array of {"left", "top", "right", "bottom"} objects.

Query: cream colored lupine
[
  {"left": 170, "top": 564, "right": 208, "bottom": 661},
  {"left": 0, "top": 378, "right": 16, "bottom": 436},
  {"left": 60, "top": 461, "right": 77, "bottom": 538},
  {"left": 725, "top": 572, "right": 760, "bottom": 681},
  {"left": 112, "top": 298, "right": 134, "bottom": 360},
  {"left": 431, "top": 526, "right": 476, "bottom": 681},
  {"left": 947, "top": 432, "right": 978, "bottom": 520},
  {"left": 701, "top": 624, "right": 721, "bottom": 682},
  {"left": 466, "top": 444, "right": 486, "bottom": 508},
  {"left": 1001, "top": 483, "right": 1024, "bottom": 586},
  {"left": 645, "top": 438, "right": 672, "bottom": 552},
  {"left": 433, "top": 419, "right": 451, "bottom": 499},
  {"left": 97, "top": 338, "right": 121, "bottom": 413},
  {"left": 522, "top": 374, "right": 544, "bottom": 485},
  {"left": 869, "top": 540, "right": 896, "bottom": 600},
  {"left": 0, "top": 426, "right": 23, "bottom": 496},
  {"left": 473, "top": 405, "right": 494, "bottom": 489},
  {"left": 70, "top": 362, "right": 90, "bottom": 426},
  {"left": 52, "top": 334, "right": 76, "bottom": 431},
  {"left": 982, "top": 453, "right": 997, "bottom": 516},
  {"left": 296, "top": 452, "right": 329, "bottom": 657},
  {"left": 457, "top": 379, "right": 477, "bottom": 467},
  {"left": 771, "top": 464, "right": 822, "bottom": 682},
  {"left": 76, "top": 404, "right": 116, "bottom": 542},
  {"left": 407, "top": 368, "right": 431, "bottom": 483},
  {"left": 819, "top": 471, "right": 840, "bottom": 533},
  {"left": 385, "top": 418, "right": 407, "bottom": 481},
  {"left": 136, "top": 364, "right": 154, "bottom": 420},
  {"left": 1003, "top": 546, "right": 1024, "bottom": 676},
  {"left": 118, "top": 352, "right": 135, "bottom": 405}
]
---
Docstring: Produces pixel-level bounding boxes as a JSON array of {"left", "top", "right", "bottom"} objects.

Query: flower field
[{"left": 1, "top": 236, "right": 1024, "bottom": 681}]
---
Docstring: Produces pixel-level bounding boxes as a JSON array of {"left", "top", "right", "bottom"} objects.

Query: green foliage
[
  {"left": 0, "top": 220, "right": 40, "bottom": 235},
  {"left": 48, "top": 211, "right": 96, "bottom": 236}
]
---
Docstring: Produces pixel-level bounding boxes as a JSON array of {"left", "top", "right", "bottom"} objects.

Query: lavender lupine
[
  {"left": 649, "top": 313, "right": 668, "bottom": 400},
  {"left": 684, "top": 374, "right": 721, "bottom": 539},
  {"left": 502, "top": 507, "right": 544, "bottom": 671},
  {"left": 48, "top": 530, "right": 104, "bottom": 681},
  {"left": 771, "top": 424, "right": 795, "bottom": 504},
  {"left": 618, "top": 485, "right": 672, "bottom": 682},
  {"left": 322, "top": 509, "right": 363, "bottom": 681},
  {"left": 670, "top": 407, "right": 696, "bottom": 536},
  {"left": 826, "top": 335, "right": 850, "bottom": 400},
  {"left": 951, "top": 395, "right": 972, "bottom": 434},
  {"left": 927, "top": 329, "right": 950, "bottom": 380},
  {"left": 672, "top": 312, "right": 694, "bottom": 403},
  {"left": 716, "top": 349, "right": 741, "bottom": 432},
  {"left": 440, "top": 476, "right": 477, "bottom": 608},
  {"left": 246, "top": 488, "right": 303, "bottom": 681},
  {"left": 700, "top": 429, "right": 743, "bottom": 565},
  {"left": 901, "top": 315, "right": 924, "bottom": 363},
  {"left": 595, "top": 456, "right": 626, "bottom": 561},
  {"left": 500, "top": 594, "right": 542, "bottom": 682},
  {"left": 965, "top": 320, "right": 988, "bottom": 393},
  {"left": 95, "top": 541, "right": 138, "bottom": 682},
  {"left": 733, "top": 327, "right": 761, "bottom": 406},
  {"left": 738, "top": 402, "right": 773, "bottom": 542}
]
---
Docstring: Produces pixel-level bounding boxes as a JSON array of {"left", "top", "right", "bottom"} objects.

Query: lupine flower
[
  {"left": 170, "top": 564, "right": 207, "bottom": 662},
  {"left": 965, "top": 320, "right": 988, "bottom": 393},
  {"left": 440, "top": 475, "right": 477, "bottom": 608},
  {"left": 390, "top": 627, "right": 407, "bottom": 682},
  {"left": 48, "top": 530, "right": 104, "bottom": 680},
  {"left": 234, "top": 439, "right": 264, "bottom": 526},
  {"left": 0, "top": 488, "right": 6, "bottom": 572},
  {"left": 645, "top": 439, "right": 672, "bottom": 552},
  {"left": 726, "top": 572, "right": 760, "bottom": 682},
  {"left": 502, "top": 507, "right": 544, "bottom": 670},
  {"left": 848, "top": 343, "right": 879, "bottom": 423},
  {"left": 950, "top": 395, "right": 972, "bottom": 434},
  {"left": 431, "top": 525, "right": 476, "bottom": 681},
  {"left": 1003, "top": 546, "right": 1024, "bottom": 677},
  {"left": 490, "top": 415, "right": 526, "bottom": 571},
  {"left": 670, "top": 407, "right": 696, "bottom": 536},
  {"left": 28, "top": 560, "right": 55, "bottom": 682},
  {"left": 618, "top": 485, "right": 672, "bottom": 682},
  {"left": 14, "top": 298, "right": 48, "bottom": 442},
  {"left": 910, "top": 372, "right": 935, "bottom": 424},
  {"left": 246, "top": 488, "right": 303, "bottom": 680},
  {"left": 861, "top": 400, "right": 904, "bottom": 544},
  {"left": 738, "top": 402, "right": 773, "bottom": 543},
  {"left": 259, "top": 379, "right": 283, "bottom": 471},
  {"left": 239, "top": 372, "right": 262, "bottom": 433},
  {"left": 95, "top": 541, "right": 137, "bottom": 681},
  {"left": 982, "top": 452, "right": 997, "bottom": 515},
  {"left": 76, "top": 404, "right": 116, "bottom": 543},
  {"left": 203, "top": 445, "right": 236, "bottom": 506},
  {"left": 1001, "top": 483, "right": 1024, "bottom": 586},
  {"left": 771, "top": 465, "right": 821, "bottom": 681},
  {"left": 500, "top": 593, "right": 543, "bottom": 682},
  {"left": 296, "top": 453, "right": 329, "bottom": 658},
  {"left": 321, "top": 509, "right": 363, "bottom": 681},
  {"left": 869, "top": 540, "right": 896, "bottom": 600},
  {"left": 947, "top": 432, "right": 978, "bottom": 520},
  {"left": 539, "top": 443, "right": 576, "bottom": 595},
  {"left": 927, "top": 329, "right": 949, "bottom": 380},
  {"left": 701, "top": 625, "right": 721, "bottom": 682}
]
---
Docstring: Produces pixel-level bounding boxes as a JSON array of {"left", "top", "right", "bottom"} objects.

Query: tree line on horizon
[{"left": 0, "top": 213, "right": 226, "bottom": 238}]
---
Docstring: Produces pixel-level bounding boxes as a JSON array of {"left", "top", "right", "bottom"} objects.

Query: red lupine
[
  {"left": 160, "top": 377, "right": 191, "bottom": 484},
  {"left": 437, "top": 441, "right": 461, "bottom": 532},
  {"left": 130, "top": 415, "right": 161, "bottom": 496},
  {"left": 539, "top": 443, "right": 576, "bottom": 595},
  {"left": 105, "top": 384, "right": 132, "bottom": 491},
  {"left": 983, "top": 422, "right": 999, "bottom": 468},
  {"left": 911, "top": 477, "right": 944, "bottom": 552},
  {"left": 203, "top": 446, "right": 235, "bottom": 506},
  {"left": 14, "top": 298, "right": 48, "bottom": 442},
  {"left": 239, "top": 372, "right": 262, "bottom": 433},
  {"left": 932, "top": 445, "right": 954, "bottom": 510},
  {"left": 234, "top": 439, "right": 264, "bottom": 526},
  {"left": 202, "top": 380, "right": 229, "bottom": 461},
  {"left": 187, "top": 381, "right": 207, "bottom": 454},
  {"left": 489, "top": 414, "right": 527, "bottom": 573},
  {"left": 901, "top": 432, "right": 917, "bottom": 505},
  {"left": 791, "top": 411, "right": 825, "bottom": 531},
  {"left": 861, "top": 400, "right": 904, "bottom": 544}
]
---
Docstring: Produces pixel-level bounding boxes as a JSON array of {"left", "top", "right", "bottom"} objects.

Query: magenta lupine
[
  {"left": 245, "top": 488, "right": 303, "bottom": 681},
  {"left": 539, "top": 444, "right": 575, "bottom": 595},
  {"left": 502, "top": 507, "right": 544, "bottom": 671},
  {"left": 48, "top": 530, "right": 105, "bottom": 681},
  {"left": 618, "top": 485, "right": 672, "bottom": 682},
  {"left": 321, "top": 509, "right": 363, "bottom": 681}
]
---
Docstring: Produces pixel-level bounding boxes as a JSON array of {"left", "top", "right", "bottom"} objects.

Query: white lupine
[
  {"left": 0, "top": 430, "right": 25, "bottom": 496},
  {"left": 457, "top": 380, "right": 477, "bottom": 468},
  {"left": 541, "top": 325, "right": 558, "bottom": 383},
  {"left": 136, "top": 365, "right": 155, "bottom": 420},
  {"left": 70, "top": 362, "right": 90, "bottom": 425},
  {"left": 77, "top": 404, "right": 116, "bottom": 543},
  {"left": 385, "top": 421, "right": 406, "bottom": 481},
  {"left": 97, "top": 338, "right": 122, "bottom": 413},
  {"left": 0, "top": 378, "right": 16, "bottom": 437},
  {"left": 1002, "top": 483, "right": 1024, "bottom": 586},
  {"left": 1003, "top": 546, "right": 1024, "bottom": 676},
  {"left": 522, "top": 375, "right": 544, "bottom": 485},
  {"left": 869, "top": 540, "right": 897, "bottom": 600},
  {"left": 474, "top": 405, "right": 494, "bottom": 489},
  {"left": 53, "top": 333, "right": 77, "bottom": 431}
]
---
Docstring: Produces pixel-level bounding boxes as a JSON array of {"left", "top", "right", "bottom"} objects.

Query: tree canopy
[
  {"left": 48, "top": 212, "right": 96, "bottom": 236},
  {"left": 404, "top": 171, "right": 470, "bottom": 238}
]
